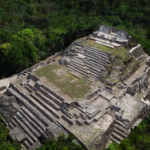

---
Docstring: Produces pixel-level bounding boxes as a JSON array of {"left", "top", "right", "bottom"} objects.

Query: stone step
[
  {"left": 35, "top": 91, "right": 60, "bottom": 112},
  {"left": 86, "top": 60, "right": 106, "bottom": 68},
  {"left": 68, "top": 65, "right": 89, "bottom": 77},
  {"left": 85, "top": 118, "right": 95, "bottom": 125},
  {"left": 15, "top": 112, "right": 40, "bottom": 139},
  {"left": 69, "top": 61, "right": 86, "bottom": 70},
  {"left": 82, "top": 46, "right": 106, "bottom": 54},
  {"left": 90, "top": 37, "right": 115, "bottom": 46},
  {"left": 27, "top": 83, "right": 37, "bottom": 92},
  {"left": 37, "top": 86, "right": 62, "bottom": 107},
  {"left": 68, "top": 63, "right": 88, "bottom": 73},
  {"left": 8, "top": 87, "right": 59, "bottom": 128},
  {"left": 115, "top": 120, "right": 128, "bottom": 129},
  {"left": 87, "top": 63, "right": 102, "bottom": 71},
  {"left": 85, "top": 57, "right": 105, "bottom": 65},
  {"left": 9, "top": 87, "right": 49, "bottom": 127},
  {"left": 110, "top": 135, "right": 120, "bottom": 144},
  {"left": 86, "top": 63, "right": 104, "bottom": 71},
  {"left": 8, "top": 122, "right": 15, "bottom": 129},
  {"left": 89, "top": 76, "right": 97, "bottom": 80},
  {"left": 90, "top": 37, "right": 120, "bottom": 47},
  {"left": 24, "top": 140, "right": 31, "bottom": 149},
  {"left": 74, "top": 56, "right": 84, "bottom": 61},
  {"left": 10, "top": 118, "right": 35, "bottom": 145},
  {"left": 68, "top": 62, "right": 87, "bottom": 71},
  {"left": 22, "top": 106, "right": 47, "bottom": 130},
  {"left": 88, "top": 67, "right": 101, "bottom": 75},
  {"left": 89, "top": 78, "right": 96, "bottom": 82},
  {"left": 72, "top": 58, "right": 85, "bottom": 66},
  {"left": 41, "top": 88, "right": 63, "bottom": 105},
  {"left": 84, "top": 50, "right": 110, "bottom": 59},
  {"left": 28, "top": 140, "right": 42, "bottom": 150},
  {"left": 90, "top": 72, "right": 99, "bottom": 78},
  {"left": 113, "top": 127, "right": 128, "bottom": 138},
  {"left": 19, "top": 109, "right": 44, "bottom": 135},
  {"left": 73, "top": 56, "right": 84, "bottom": 62},
  {"left": 76, "top": 118, "right": 85, "bottom": 126},
  {"left": 62, "top": 115, "right": 75, "bottom": 125},
  {"left": 60, "top": 108, "right": 73, "bottom": 119},
  {"left": 114, "top": 123, "right": 129, "bottom": 135},
  {"left": 83, "top": 45, "right": 110, "bottom": 56},
  {"left": 21, "top": 144, "right": 27, "bottom": 150},
  {"left": 86, "top": 61, "right": 104, "bottom": 69},
  {"left": 85, "top": 55, "right": 109, "bottom": 64},
  {"left": 30, "top": 93, "right": 60, "bottom": 119},
  {"left": 111, "top": 131, "right": 124, "bottom": 141},
  {"left": 85, "top": 55, "right": 107, "bottom": 64},
  {"left": 95, "top": 41, "right": 114, "bottom": 48},
  {"left": 85, "top": 52, "right": 108, "bottom": 61},
  {"left": 25, "top": 86, "right": 32, "bottom": 93},
  {"left": 94, "top": 112, "right": 102, "bottom": 122},
  {"left": 87, "top": 65, "right": 103, "bottom": 73},
  {"left": 70, "top": 60, "right": 85, "bottom": 68},
  {"left": 41, "top": 84, "right": 65, "bottom": 102}
]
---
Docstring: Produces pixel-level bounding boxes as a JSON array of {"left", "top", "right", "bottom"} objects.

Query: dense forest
[
  {"left": 1, "top": 0, "right": 150, "bottom": 150},
  {"left": 0, "top": 0, "right": 150, "bottom": 78}
]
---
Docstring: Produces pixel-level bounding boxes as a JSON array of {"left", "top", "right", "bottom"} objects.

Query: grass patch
[
  {"left": 120, "top": 58, "right": 139, "bottom": 80},
  {"left": 76, "top": 36, "right": 87, "bottom": 41},
  {"left": 33, "top": 63, "right": 91, "bottom": 99},
  {"left": 82, "top": 39, "right": 114, "bottom": 53},
  {"left": 111, "top": 46, "right": 128, "bottom": 62}
]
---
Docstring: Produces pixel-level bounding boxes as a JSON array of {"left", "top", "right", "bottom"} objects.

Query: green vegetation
[
  {"left": 104, "top": 114, "right": 150, "bottom": 150},
  {"left": 0, "top": 117, "right": 20, "bottom": 150},
  {"left": 120, "top": 59, "right": 139, "bottom": 80},
  {"left": 0, "top": 0, "right": 150, "bottom": 149},
  {"left": 111, "top": 47, "right": 128, "bottom": 62},
  {"left": 0, "top": 0, "right": 150, "bottom": 78},
  {"left": 82, "top": 40, "right": 114, "bottom": 53},
  {"left": 34, "top": 63, "right": 91, "bottom": 99},
  {"left": 38, "top": 134, "right": 84, "bottom": 150}
]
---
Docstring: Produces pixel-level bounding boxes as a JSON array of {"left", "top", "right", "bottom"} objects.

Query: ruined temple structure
[{"left": 1, "top": 24, "right": 150, "bottom": 150}]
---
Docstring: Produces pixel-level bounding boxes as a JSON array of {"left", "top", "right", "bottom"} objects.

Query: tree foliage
[
  {"left": 38, "top": 134, "right": 84, "bottom": 150},
  {"left": 0, "top": 0, "right": 150, "bottom": 78}
]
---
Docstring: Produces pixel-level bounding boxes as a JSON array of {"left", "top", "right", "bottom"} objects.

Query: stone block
[
  {"left": 76, "top": 118, "right": 84, "bottom": 126},
  {"left": 9, "top": 127, "right": 27, "bottom": 142}
]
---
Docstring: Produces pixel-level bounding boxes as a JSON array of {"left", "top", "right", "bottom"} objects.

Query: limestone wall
[
  {"left": 86, "top": 88, "right": 100, "bottom": 100},
  {"left": 99, "top": 24, "right": 129, "bottom": 40},
  {"left": 129, "top": 44, "right": 145, "bottom": 59},
  {"left": 127, "top": 68, "right": 150, "bottom": 95},
  {"left": 95, "top": 121, "right": 114, "bottom": 150},
  {"left": 127, "top": 104, "right": 150, "bottom": 128}
]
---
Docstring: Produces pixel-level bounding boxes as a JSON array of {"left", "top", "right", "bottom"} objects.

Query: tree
[{"left": 38, "top": 134, "right": 84, "bottom": 150}]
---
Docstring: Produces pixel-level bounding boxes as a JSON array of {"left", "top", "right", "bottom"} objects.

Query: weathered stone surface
[
  {"left": 1, "top": 25, "right": 150, "bottom": 150},
  {"left": 0, "top": 95, "right": 19, "bottom": 122},
  {"left": 9, "top": 127, "right": 27, "bottom": 142}
]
